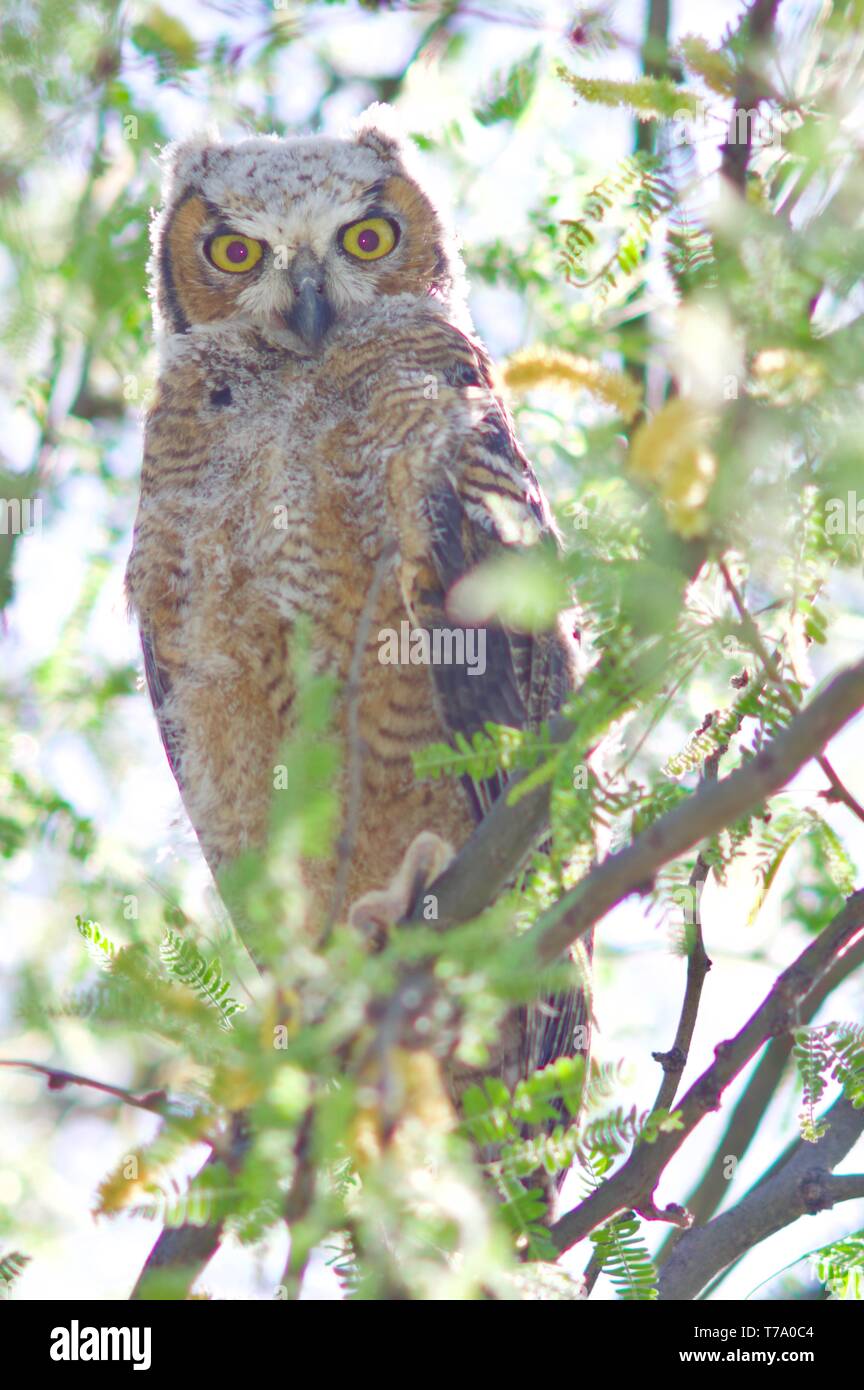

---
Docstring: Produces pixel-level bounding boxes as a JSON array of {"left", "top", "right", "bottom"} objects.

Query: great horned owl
[{"left": 126, "top": 108, "right": 587, "bottom": 1098}]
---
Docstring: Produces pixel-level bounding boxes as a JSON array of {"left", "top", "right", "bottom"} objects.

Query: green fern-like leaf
[
  {"left": 53, "top": 940, "right": 237, "bottom": 1062},
  {"left": 559, "top": 152, "right": 674, "bottom": 298},
  {"left": 579, "top": 1104, "right": 681, "bottom": 1162},
  {"left": 76, "top": 914, "right": 117, "bottom": 970},
  {"left": 794, "top": 1022, "right": 864, "bottom": 1141},
  {"left": 794, "top": 1025, "right": 835, "bottom": 1141},
  {"left": 513, "top": 1055, "right": 587, "bottom": 1125},
  {"left": 460, "top": 1077, "right": 519, "bottom": 1148},
  {"left": 160, "top": 930, "right": 246, "bottom": 1031},
  {"left": 128, "top": 1175, "right": 225, "bottom": 1228},
  {"left": 493, "top": 1170, "right": 555, "bottom": 1261},
  {"left": 831, "top": 1025, "right": 864, "bottom": 1109},
  {"left": 664, "top": 220, "right": 716, "bottom": 295},
  {"left": 663, "top": 680, "right": 792, "bottom": 780},
  {"left": 590, "top": 1212, "right": 659, "bottom": 1300},
  {"left": 0, "top": 1249, "right": 30, "bottom": 1296},
  {"left": 812, "top": 1230, "right": 864, "bottom": 1300},
  {"left": 813, "top": 819, "right": 856, "bottom": 896},
  {"left": 741, "top": 806, "right": 822, "bottom": 927},
  {"left": 475, "top": 47, "right": 542, "bottom": 126},
  {"left": 413, "top": 722, "right": 552, "bottom": 784}
]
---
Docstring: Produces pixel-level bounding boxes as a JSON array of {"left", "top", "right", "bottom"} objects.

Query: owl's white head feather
[{"left": 151, "top": 107, "right": 468, "bottom": 353}]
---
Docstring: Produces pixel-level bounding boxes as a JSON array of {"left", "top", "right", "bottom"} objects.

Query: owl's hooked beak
[{"left": 283, "top": 252, "right": 334, "bottom": 350}]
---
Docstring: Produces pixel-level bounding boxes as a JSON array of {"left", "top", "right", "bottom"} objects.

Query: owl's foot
[{"left": 348, "top": 831, "right": 454, "bottom": 942}]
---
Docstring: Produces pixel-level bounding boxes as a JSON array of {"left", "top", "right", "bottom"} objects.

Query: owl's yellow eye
[
  {"left": 341, "top": 217, "right": 398, "bottom": 261},
  {"left": 206, "top": 234, "right": 264, "bottom": 273}
]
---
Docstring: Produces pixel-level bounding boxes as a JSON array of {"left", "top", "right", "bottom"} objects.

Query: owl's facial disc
[
  {"left": 156, "top": 130, "right": 460, "bottom": 345},
  {"left": 158, "top": 145, "right": 455, "bottom": 347}
]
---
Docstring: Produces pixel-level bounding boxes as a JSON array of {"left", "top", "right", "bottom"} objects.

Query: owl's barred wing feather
[
  {"left": 396, "top": 323, "right": 580, "bottom": 815},
  {"left": 390, "top": 323, "right": 589, "bottom": 1101},
  {"left": 424, "top": 478, "right": 525, "bottom": 814}
]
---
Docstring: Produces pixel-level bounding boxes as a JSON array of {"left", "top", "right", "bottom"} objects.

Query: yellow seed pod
[
  {"left": 348, "top": 1049, "right": 455, "bottom": 1173},
  {"left": 629, "top": 398, "right": 717, "bottom": 536},
  {"left": 212, "top": 1061, "right": 264, "bottom": 1111},
  {"left": 504, "top": 346, "right": 642, "bottom": 422}
]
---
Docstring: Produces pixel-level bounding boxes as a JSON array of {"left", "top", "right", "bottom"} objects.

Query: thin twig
[
  {"left": 650, "top": 725, "right": 724, "bottom": 1113},
  {"left": 651, "top": 847, "right": 713, "bottom": 1113},
  {"left": 719, "top": 557, "right": 864, "bottom": 825},
  {"left": 0, "top": 1060, "right": 173, "bottom": 1116},
  {"left": 280, "top": 1108, "right": 317, "bottom": 1300},
  {"left": 719, "top": 0, "right": 784, "bottom": 194}
]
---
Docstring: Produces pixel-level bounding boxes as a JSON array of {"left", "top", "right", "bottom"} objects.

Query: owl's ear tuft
[
  {"left": 351, "top": 103, "right": 406, "bottom": 163},
  {"left": 159, "top": 131, "right": 223, "bottom": 198}
]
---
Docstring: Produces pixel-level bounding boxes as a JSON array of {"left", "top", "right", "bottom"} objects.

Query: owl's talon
[{"left": 348, "top": 831, "right": 454, "bottom": 943}]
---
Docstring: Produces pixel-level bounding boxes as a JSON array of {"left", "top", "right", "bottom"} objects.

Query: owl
[{"left": 126, "top": 107, "right": 589, "bottom": 1109}]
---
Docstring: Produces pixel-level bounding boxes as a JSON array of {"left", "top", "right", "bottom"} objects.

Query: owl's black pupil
[
  {"left": 357, "top": 228, "right": 380, "bottom": 253},
  {"left": 226, "top": 241, "right": 248, "bottom": 263}
]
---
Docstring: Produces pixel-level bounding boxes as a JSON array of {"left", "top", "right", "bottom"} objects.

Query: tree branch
[
  {"left": 0, "top": 1059, "right": 173, "bottom": 1117},
  {"left": 719, "top": 0, "right": 783, "bottom": 193},
  {"left": 129, "top": 1204, "right": 225, "bottom": 1302},
  {"left": 719, "top": 558, "right": 864, "bottom": 824},
  {"left": 527, "top": 656, "right": 864, "bottom": 967},
  {"left": 657, "top": 1094, "right": 864, "bottom": 1299},
  {"left": 415, "top": 710, "right": 576, "bottom": 927},
  {"left": 650, "top": 711, "right": 720, "bottom": 1117},
  {"left": 549, "top": 888, "right": 864, "bottom": 1253},
  {"left": 429, "top": 655, "right": 864, "bottom": 944},
  {"left": 657, "top": 927, "right": 864, "bottom": 1268},
  {"left": 129, "top": 1112, "right": 249, "bottom": 1301},
  {"left": 650, "top": 853, "right": 713, "bottom": 1113}
]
